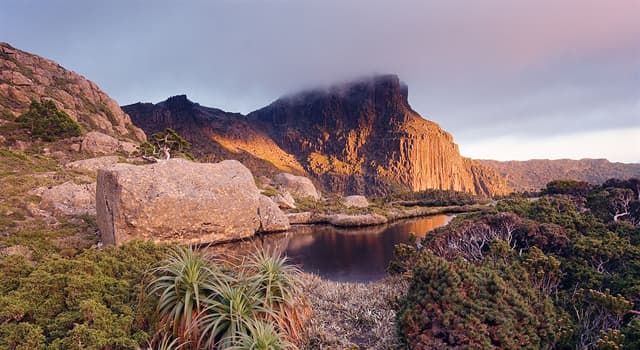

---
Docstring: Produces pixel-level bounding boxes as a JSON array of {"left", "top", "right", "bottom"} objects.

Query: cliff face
[
  {"left": 0, "top": 42, "right": 145, "bottom": 141},
  {"left": 248, "top": 75, "right": 510, "bottom": 196},
  {"left": 479, "top": 159, "right": 640, "bottom": 192},
  {"left": 123, "top": 75, "right": 510, "bottom": 197}
]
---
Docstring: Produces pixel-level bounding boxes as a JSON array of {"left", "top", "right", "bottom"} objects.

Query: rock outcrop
[
  {"left": 479, "top": 159, "right": 640, "bottom": 192},
  {"left": 0, "top": 42, "right": 145, "bottom": 142},
  {"left": 96, "top": 159, "right": 288, "bottom": 246}
]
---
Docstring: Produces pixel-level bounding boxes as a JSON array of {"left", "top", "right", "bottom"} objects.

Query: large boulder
[
  {"left": 273, "top": 173, "right": 321, "bottom": 200},
  {"left": 38, "top": 181, "right": 96, "bottom": 216},
  {"left": 96, "top": 159, "right": 288, "bottom": 246}
]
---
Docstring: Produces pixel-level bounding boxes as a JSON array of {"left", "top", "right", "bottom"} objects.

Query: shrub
[
  {"left": 15, "top": 100, "right": 82, "bottom": 141},
  {"left": 397, "top": 251, "right": 564, "bottom": 349},
  {"left": 0, "top": 241, "right": 168, "bottom": 348}
]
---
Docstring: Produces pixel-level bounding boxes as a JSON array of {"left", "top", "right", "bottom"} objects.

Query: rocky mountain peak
[
  {"left": 160, "top": 94, "right": 197, "bottom": 110},
  {"left": 124, "top": 74, "right": 511, "bottom": 197}
]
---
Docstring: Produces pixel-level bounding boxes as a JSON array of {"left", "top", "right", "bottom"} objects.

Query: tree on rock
[
  {"left": 16, "top": 100, "right": 82, "bottom": 141},
  {"left": 138, "top": 128, "right": 192, "bottom": 162}
]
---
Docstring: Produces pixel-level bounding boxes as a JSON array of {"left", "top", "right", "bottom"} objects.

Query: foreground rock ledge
[{"left": 96, "top": 159, "right": 289, "bottom": 246}]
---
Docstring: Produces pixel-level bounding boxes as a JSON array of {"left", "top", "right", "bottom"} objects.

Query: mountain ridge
[
  {"left": 124, "top": 75, "right": 511, "bottom": 197},
  {"left": 478, "top": 158, "right": 640, "bottom": 192}
]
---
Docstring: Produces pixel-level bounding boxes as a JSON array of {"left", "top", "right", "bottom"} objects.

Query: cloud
[{"left": 1, "top": 0, "right": 639, "bottom": 160}]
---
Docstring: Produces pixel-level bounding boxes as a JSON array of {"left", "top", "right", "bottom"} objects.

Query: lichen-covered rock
[
  {"left": 0, "top": 42, "right": 145, "bottom": 141},
  {"left": 96, "top": 159, "right": 288, "bottom": 246},
  {"left": 343, "top": 195, "right": 369, "bottom": 208},
  {"left": 273, "top": 173, "right": 320, "bottom": 200},
  {"left": 65, "top": 156, "right": 121, "bottom": 173},
  {"left": 38, "top": 181, "right": 96, "bottom": 216}
]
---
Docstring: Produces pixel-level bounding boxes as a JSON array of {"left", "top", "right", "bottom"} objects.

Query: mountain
[
  {"left": 125, "top": 75, "right": 511, "bottom": 197},
  {"left": 0, "top": 42, "right": 145, "bottom": 141},
  {"left": 122, "top": 95, "right": 306, "bottom": 175},
  {"left": 479, "top": 159, "right": 640, "bottom": 192}
]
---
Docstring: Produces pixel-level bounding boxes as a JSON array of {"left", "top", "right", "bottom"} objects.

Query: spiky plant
[
  {"left": 198, "top": 281, "right": 268, "bottom": 349},
  {"left": 138, "top": 332, "right": 184, "bottom": 350},
  {"left": 242, "top": 249, "right": 308, "bottom": 343},
  {"left": 243, "top": 250, "right": 302, "bottom": 306},
  {"left": 148, "top": 246, "right": 227, "bottom": 345},
  {"left": 230, "top": 320, "right": 295, "bottom": 350}
]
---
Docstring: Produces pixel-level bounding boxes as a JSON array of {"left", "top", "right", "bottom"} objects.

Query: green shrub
[
  {"left": 15, "top": 100, "right": 82, "bottom": 141},
  {"left": 0, "top": 241, "right": 168, "bottom": 348},
  {"left": 397, "top": 250, "right": 564, "bottom": 349}
]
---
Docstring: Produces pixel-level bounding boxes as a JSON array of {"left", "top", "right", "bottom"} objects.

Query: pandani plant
[{"left": 146, "top": 245, "right": 308, "bottom": 349}]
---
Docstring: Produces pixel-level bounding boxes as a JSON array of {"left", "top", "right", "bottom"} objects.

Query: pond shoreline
[{"left": 286, "top": 203, "right": 486, "bottom": 228}]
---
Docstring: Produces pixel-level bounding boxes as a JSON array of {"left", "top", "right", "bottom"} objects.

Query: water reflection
[{"left": 208, "top": 215, "right": 451, "bottom": 282}]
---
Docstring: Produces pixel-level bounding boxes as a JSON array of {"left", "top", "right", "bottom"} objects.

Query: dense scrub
[
  {"left": 393, "top": 178, "right": 640, "bottom": 349},
  {"left": 0, "top": 242, "right": 168, "bottom": 349},
  {"left": 16, "top": 100, "right": 82, "bottom": 141}
]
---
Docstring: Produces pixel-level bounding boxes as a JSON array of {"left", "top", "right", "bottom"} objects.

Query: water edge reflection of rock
[{"left": 209, "top": 215, "right": 452, "bottom": 282}]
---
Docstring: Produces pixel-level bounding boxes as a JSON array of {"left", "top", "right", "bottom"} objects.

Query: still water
[{"left": 212, "top": 215, "right": 451, "bottom": 282}]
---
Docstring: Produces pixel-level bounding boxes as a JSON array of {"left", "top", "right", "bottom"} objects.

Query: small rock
[
  {"left": 12, "top": 140, "right": 29, "bottom": 151},
  {"left": 343, "top": 195, "right": 369, "bottom": 208},
  {"left": 258, "top": 195, "right": 290, "bottom": 232},
  {"left": 272, "top": 191, "right": 296, "bottom": 209}
]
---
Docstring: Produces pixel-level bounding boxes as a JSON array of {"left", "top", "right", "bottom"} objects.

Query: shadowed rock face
[
  {"left": 0, "top": 42, "right": 145, "bottom": 141},
  {"left": 124, "top": 75, "right": 511, "bottom": 197},
  {"left": 123, "top": 95, "right": 306, "bottom": 176}
]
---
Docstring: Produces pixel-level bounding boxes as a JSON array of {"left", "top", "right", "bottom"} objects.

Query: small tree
[
  {"left": 138, "top": 128, "right": 192, "bottom": 162},
  {"left": 16, "top": 100, "right": 82, "bottom": 141}
]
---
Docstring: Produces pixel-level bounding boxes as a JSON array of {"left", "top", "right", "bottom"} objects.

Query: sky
[{"left": 1, "top": 0, "right": 639, "bottom": 162}]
